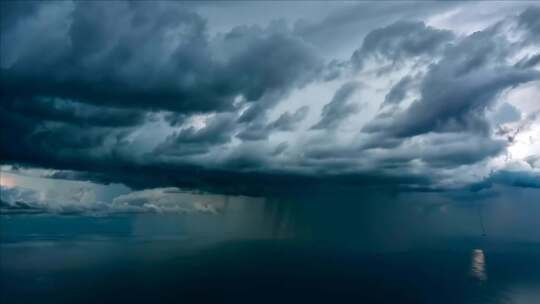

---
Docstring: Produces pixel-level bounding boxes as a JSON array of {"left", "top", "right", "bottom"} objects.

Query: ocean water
[{"left": 1, "top": 194, "right": 540, "bottom": 304}]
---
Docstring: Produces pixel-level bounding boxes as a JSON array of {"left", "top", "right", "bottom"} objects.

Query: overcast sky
[{"left": 1, "top": 1, "right": 539, "bottom": 214}]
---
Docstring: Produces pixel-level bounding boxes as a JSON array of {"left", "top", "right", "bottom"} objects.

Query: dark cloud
[
  {"left": 268, "top": 106, "right": 309, "bottom": 131},
  {"left": 305, "top": 132, "right": 506, "bottom": 171},
  {"left": 0, "top": 199, "right": 41, "bottom": 214},
  {"left": 515, "top": 53, "right": 540, "bottom": 69},
  {"left": 2, "top": 97, "right": 147, "bottom": 127},
  {"left": 237, "top": 105, "right": 310, "bottom": 141},
  {"left": 236, "top": 121, "right": 271, "bottom": 141},
  {"left": 305, "top": 14, "right": 539, "bottom": 178},
  {"left": 311, "top": 82, "right": 361, "bottom": 130},
  {"left": 164, "top": 113, "right": 189, "bottom": 127},
  {"left": 416, "top": 135, "right": 506, "bottom": 168},
  {"left": 1, "top": 3, "right": 539, "bottom": 197},
  {"left": 0, "top": 0, "right": 324, "bottom": 194},
  {"left": 154, "top": 114, "right": 236, "bottom": 156},
  {"left": 472, "top": 170, "right": 540, "bottom": 191},
  {"left": 0, "top": 1, "right": 323, "bottom": 157},
  {"left": 39, "top": 162, "right": 433, "bottom": 197},
  {"left": 2, "top": 2, "right": 215, "bottom": 112},
  {"left": 0, "top": 1, "right": 42, "bottom": 31},
  {"left": 351, "top": 21, "right": 454, "bottom": 71},
  {"left": 518, "top": 6, "right": 540, "bottom": 42},
  {"left": 358, "top": 134, "right": 506, "bottom": 169},
  {"left": 272, "top": 142, "right": 289, "bottom": 156},
  {"left": 381, "top": 75, "right": 416, "bottom": 108},
  {"left": 363, "top": 27, "right": 540, "bottom": 139},
  {"left": 0, "top": 103, "right": 135, "bottom": 169},
  {"left": 226, "top": 23, "right": 322, "bottom": 121},
  {"left": 294, "top": 1, "right": 458, "bottom": 58},
  {"left": 1, "top": 1, "right": 322, "bottom": 115}
]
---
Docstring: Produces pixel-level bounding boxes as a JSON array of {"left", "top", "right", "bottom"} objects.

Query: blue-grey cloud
[
  {"left": 0, "top": 185, "right": 42, "bottom": 214},
  {"left": 269, "top": 106, "right": 310, "bottom": 132},
  {"left": 1, "top": 1, "right": 322, "bottom": 115},
  {"left": 154, "top": 114, "right": 236, "bottom": 157},
  {"left": 363, "top": 27, "right": 540, "bottom": 138},
  {"left": 236, "top": 105, "right": 310, "bottom": 141},
  {"left": 518, "top": 6, "right": 540, "bottom": 42},
  {"left": 272, "top": 142, "right": 289, "bottom": 156},
  {"left": 381, "top": 75, "right": 416, "bottom": 108},
  {"left": 472, "top": 170, "right": 540, "bottom": 191},
  {"left": 1, "top": 2, "right": 539, "bottom": 197},
  {"left": 351, "top": 21, "right": 454, "bottom": 71},
  {"left": 516, "top": 53, "right": 540, "bottom": 69},
  {"left": 492, "top": 103, "right": 521, "bottom": 125},
  {"left": 311, "top": 82, "right": 361, "bottom": 130}
]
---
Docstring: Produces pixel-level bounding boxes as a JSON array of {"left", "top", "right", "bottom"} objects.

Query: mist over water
[{"left": 2, "top": 191, "right": 540, "bottom": 304}]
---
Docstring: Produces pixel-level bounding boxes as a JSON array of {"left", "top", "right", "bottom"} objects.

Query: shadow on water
[{"left": 2, "top": 189, "right": 540, "bottom": 303}]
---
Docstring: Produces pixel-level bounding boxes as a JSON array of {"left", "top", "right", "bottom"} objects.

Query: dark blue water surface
[{"left": 2, "top": 193, "right": 540, "bottom": 303}]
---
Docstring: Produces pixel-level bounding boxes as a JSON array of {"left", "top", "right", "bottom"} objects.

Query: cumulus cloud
[
  {"left": 0, "top": 185, "right": 43, "bottom": 214},
  {"left": 0, "top": 1, "right": 322, "bottom": 189},
  {"left": 351, "top": 21, "right": 454, "bottom": 71},
  {"left": 154, "top": 113, "right": 237, "bottom": 156},
  {"left": 472, "top": 170, "right": 540, "bottom": 191},
  {"left": 311, "top": 82, "right": 361, "bottom": 130},
  {"left": 111, "top": 188, "right": 224, "bottom": 214},
  {"left": 268, "top": 106, "right": 310, "bottom": 132},
  {"left": 0, "top": 184, "right": 223, "bottom": 215},
  {"left": 517, "top": 6, "right": 540, "bottom": 42},
  {"left": 272, "top": 142, "right": 289, "bottom": 156},
  {"left": 237, "top": 105, "right": 310, "bottom": 141},
  {"left": 0, "top": 184, "right": 105, "bottom": 214},
  {"left": 364, "top": 26, "right": 540, "bottom": 139},
  {"left": 1, "top": 2, "right": 539, "bottom": 197},
  {"left": 2, "top": 2, "right": 321, "bottom": 113},
  {"left": 381, "top": 75, "right": 417, "bottom": 108}
]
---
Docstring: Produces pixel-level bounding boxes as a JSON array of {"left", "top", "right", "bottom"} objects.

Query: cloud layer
[{"left": 1, "top": 1, "right": 539, "bottom": 196}]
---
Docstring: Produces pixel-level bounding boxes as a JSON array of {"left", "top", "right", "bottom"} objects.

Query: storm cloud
[
  {"left": 311, "top": 82, "right": 361, "bottom": 130},
  {"left": 1, "top": 1, "right": 539, "bottom": 197},
  {"left": 351, "top": 21, "right": 454, "bottom": 71},
  {"left": 1, "top": 2, "right": 321, "bottom": 114}
]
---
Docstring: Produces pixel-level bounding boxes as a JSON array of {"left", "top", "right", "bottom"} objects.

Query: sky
[{"left": 1, "top": 1, "right": 540, "bottom": 214}]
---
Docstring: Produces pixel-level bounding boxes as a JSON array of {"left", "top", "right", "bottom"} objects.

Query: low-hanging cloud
[{"left": 1, "top": 2, "right": 539, "bottom": 197}]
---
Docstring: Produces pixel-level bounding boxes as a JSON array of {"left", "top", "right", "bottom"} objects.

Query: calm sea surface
[{"left": 2, "top": 194, "right": 540, "bottom": 303}]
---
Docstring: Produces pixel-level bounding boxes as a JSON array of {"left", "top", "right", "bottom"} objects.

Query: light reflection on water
[{"left": 471, "top": 249, "right": 487, "bottom": 281}]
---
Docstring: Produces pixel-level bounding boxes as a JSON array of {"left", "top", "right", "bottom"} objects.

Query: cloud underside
[
  {"left": 1, "top": 2, "right": 540, "bottom": 196},
  {"left": 0, "top": 185, "right": 223, "bottom": 215}
]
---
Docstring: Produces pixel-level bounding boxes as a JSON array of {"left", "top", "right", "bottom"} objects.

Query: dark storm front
[
  {"left": 2, "top": 194, "right": 540, "bottom": 304},
  {"left": 2, "top": 1, "right": 540, "bottom": 304}
]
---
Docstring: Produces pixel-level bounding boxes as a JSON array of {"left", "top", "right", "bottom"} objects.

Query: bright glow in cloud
[{"left": 0, "top": 174, "right": 15, "bottom": 188}]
